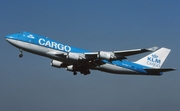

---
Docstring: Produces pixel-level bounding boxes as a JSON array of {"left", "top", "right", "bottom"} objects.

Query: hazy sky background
[{"left": 0, "top": 0, "right": 180, "bottom": 111}]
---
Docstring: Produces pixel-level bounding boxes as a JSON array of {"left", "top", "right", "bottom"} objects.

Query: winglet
[{"left": 146, "top": 46, "right": 158, "bottom": 51}]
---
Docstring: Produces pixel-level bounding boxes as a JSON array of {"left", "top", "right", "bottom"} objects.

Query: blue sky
[{"left": 1, "top": 0, "right": 180, "bottom": 111}]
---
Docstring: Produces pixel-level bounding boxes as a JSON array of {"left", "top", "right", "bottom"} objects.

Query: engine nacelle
[
  {"left": 66, "top": 65, "right": 74, "bottom": 71},
  {"left": 66, "top": 53, "right": 83, "bottom": 61},
  {"left": 50, "top": 60, "right": 63, "bottom": 68},
  {"left": 98, "top": 51, "right": 116, "bottom": 60}
]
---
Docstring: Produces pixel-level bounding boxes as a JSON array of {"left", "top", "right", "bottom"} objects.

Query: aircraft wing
[
  {"left": 113, "top": 46, "right": 158, "bottom": 56},
  {"left": 46, "top": 46, "right": 158, "bottom": 61},
  {"left": 85, "top": 46, "right": 158, "bottom": 60}
]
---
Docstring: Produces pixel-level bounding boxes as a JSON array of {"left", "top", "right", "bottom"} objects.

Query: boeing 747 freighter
[{"left": 5, "top": 31, "right": 175, "bottom": 75}]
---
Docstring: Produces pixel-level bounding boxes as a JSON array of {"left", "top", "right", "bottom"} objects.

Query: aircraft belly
[{"left": 97, "top": 64, "right": 139, "bottom": 74}]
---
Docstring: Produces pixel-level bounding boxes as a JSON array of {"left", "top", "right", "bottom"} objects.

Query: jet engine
[
  {"left": 66, "top": 53, "right": 83, "bottom": 61},
  {"left": 98, "top": 51, "right": 116, "bottom": 60},
  {"left": 50, "top": 60, "right": 63, "bottom": 68},
  {"left": 66, "top": 65, "right": 74, "bottom": 71}
]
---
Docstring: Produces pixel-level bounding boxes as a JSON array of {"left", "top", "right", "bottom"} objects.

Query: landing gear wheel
[
  {"left": 19, "top": 49, "right": 23, "bottom": 58},
  {"left": 73, "top": 72, "right": 77, "bottom": 75},
  {"left": 19, "top": 54, "right": 23, "bottom": 58}
]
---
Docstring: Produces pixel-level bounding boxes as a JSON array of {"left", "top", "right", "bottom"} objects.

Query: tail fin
[{"left": 134, "top": 47, "right": 171, "bottom": 68}]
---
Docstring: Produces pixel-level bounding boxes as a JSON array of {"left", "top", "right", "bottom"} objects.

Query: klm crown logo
[
  {"left": 27, "top": 34, "right": 34, "bottom": 39},
  {"left": 151, "top": 54, "right": 158, "bottom": 58},
  {"left": 147, "top": 54, "right": 161, "bottom": 68}
]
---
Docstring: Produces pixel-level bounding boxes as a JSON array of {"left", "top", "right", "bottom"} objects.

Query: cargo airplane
[{"left": 5, "top": 31, "right": 175, "bottom": 75}]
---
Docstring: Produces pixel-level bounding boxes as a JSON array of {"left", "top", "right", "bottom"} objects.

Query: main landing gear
[
  {"left": 72, "top": 69, "right": 90, "bottom": 76},
  {"left": 72, "top": 66, "right": 91, "bottom": 76},
  {"left": 73, "top": 71, "right": 77, "bottom": 75},
  {"left": 19, "top": 49, "right": 23, "bottom": 58}
]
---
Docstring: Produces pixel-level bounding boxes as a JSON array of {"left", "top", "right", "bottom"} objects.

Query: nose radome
[
  {"left": 5, "top": 35, "right": 13, "bottom": 42},
  {"left": 5, "top": 35, "right": 12, "bottom": 39},
  {"left": 5, "top": 33, "right": 19, "bottom": 40},
  {"left": 5, "top": 35, "right": 13, "bottom": 44},
  {"left": 5, "top": 34, "right": 19, "bottom": 44}
]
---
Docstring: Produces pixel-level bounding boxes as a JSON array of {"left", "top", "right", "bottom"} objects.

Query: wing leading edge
[{"left": 85, "top": 46, "right": 158, "bottom": 60}]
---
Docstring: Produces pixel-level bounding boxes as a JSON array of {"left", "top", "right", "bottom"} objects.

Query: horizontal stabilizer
[{"left": 144, "top": 68, "right": 176, "bottom": 73}]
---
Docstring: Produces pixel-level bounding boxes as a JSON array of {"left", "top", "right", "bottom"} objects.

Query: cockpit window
[{"left": 18, "top": 31, "right": 26, "bottom": 37}]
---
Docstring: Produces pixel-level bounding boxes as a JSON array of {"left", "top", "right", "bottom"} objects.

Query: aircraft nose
[
  {"left": 5, "top": 34, "right": 18, "bottom": 43},
  {"left": 5, "top": 35, "right": 10, "bottom": 38},
  {"left": 5, "top": 35, "right": 12, "bottom": 41},
  {"left": 5, "top": 35, "right": 13, "bottom": 42}
]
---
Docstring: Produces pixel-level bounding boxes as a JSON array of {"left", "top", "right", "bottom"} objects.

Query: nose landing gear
[
  {"left": 19, "top": 49, "right": 23, "bottom": 58},
  {"left": 19, "top": 54, "right": 23, "bottom": 58}
]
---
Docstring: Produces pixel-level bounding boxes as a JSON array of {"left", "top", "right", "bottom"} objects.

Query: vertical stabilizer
[{"left": 134, "top": 47, "right": 171, "bottom": 68}]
